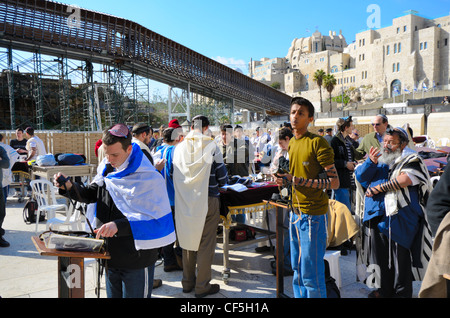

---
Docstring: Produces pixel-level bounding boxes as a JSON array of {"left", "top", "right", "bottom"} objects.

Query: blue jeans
[
  {"left": 332, "top": 188, "right": 351, "bottom": 212},
  {"left": 289, "top": 212, "right": 327, "bottom": 298},
  {"left": 105, "top": 264, "right": 155, "bottom": 298}
]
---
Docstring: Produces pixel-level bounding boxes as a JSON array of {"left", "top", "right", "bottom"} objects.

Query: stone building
[{"left": 249, "top": 11, "right": 450, "bottom": 112}]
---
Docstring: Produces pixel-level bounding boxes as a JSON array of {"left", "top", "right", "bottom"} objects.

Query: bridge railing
[{"left": 0, "top": 0, "right": 291, "bottom": 114}]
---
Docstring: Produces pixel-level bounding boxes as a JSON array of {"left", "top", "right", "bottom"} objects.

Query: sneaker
[
  {"left": 195, "top": 284, "right": 220, "bottom": 298},
  {"left": 0, "top": 237, "right": 10, "bottom": 248}
]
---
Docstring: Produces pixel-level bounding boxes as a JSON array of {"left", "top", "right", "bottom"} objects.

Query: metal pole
[
  {"left": 168, "top": 86, "right": 172, "bottom": 122},
  {"left": 186, "top": 82, "right": 191, "bottom": 121},
  {"left": 7, "top": 46, "right": 16, "bottom": 130},
  {"left": 341, "top": 62, "right": 344, "bottom": 110}
]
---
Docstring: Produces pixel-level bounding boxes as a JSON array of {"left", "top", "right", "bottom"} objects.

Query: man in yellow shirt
[{"left": 276, "top": 97, "right": 339, "bottom": 298}]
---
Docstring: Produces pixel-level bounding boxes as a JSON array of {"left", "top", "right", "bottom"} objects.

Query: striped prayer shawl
[{"left": 386, "top": 153, "right": 433, "bottom": 280}]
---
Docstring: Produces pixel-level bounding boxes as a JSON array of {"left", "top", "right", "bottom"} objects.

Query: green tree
[
  {"left": 313, "top": 69, "right": 326, "bottom": 112},
  {"left": 270, "top": 81, "right": 281, "bottom": 90},
  {"left": 323, "top": 74, "right": 337, "bottom": 112}
]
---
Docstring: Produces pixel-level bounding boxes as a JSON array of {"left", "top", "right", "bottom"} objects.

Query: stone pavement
[{"left": 0, "top": 197, "right": 422, "bottom": 299}]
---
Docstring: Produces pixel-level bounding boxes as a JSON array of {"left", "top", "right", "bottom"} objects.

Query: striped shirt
[
  {"left": 344, "top": 136, "right": 355, "bottom": 186},
  {"left": 208, "top": 145, "right": 228, "bottom": 197}
]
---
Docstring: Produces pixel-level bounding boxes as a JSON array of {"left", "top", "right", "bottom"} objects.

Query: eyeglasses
[
  {"left": 371, "top": 123, "right": 382, "bottom": 127},
  {"left": 108, "top": 124, "right": 129, "bottom": 138}
]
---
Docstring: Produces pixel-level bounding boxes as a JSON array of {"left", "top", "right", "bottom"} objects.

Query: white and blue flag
[{"left": 92, "top": 142, "right": 176, "bottom": 251}]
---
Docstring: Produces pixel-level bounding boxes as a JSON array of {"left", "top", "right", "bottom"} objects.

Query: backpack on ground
[{"left": 23, "top": 199, "right": 45, "bottom": 224}]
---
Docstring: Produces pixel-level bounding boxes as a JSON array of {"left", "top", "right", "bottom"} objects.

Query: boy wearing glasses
[
  {"left": 55, "top": 124, "right": 176, "bottom": 298},
  {"left": 355, "top": 127, "right": 432, "bottom": 298},
  {"left": 275, "top": 97, "right": 339, "bottom": 298}
]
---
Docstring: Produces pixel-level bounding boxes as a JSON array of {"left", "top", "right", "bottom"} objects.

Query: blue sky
[{"left": 68, "top": 0, "right": 450, "bottom": 74}]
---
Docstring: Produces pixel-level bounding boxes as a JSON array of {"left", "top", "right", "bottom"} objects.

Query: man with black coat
[{"left": 425, "top": 164, "right": 450, "bottom": 236}]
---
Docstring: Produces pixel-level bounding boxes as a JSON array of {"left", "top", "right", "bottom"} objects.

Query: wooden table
[
  {"left": 32, "top": 236, "right": 110, "bottom": 298},
  {"left": 263, "top": 200, "right": 290, "bottom": 298},
  {"left": 219, "top": 185, "right": 279, "bottom": 285}
]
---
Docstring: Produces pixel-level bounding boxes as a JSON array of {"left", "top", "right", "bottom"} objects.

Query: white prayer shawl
[
  {"left": 91, "top": 143, "right": 176, "bottom": 251},
  {"left": 385, "top": 153, "right": 433, "bottom": 217},
  {"left": 353, "top": 168, "right": 369, "bottom": 282},
  {"left": 173, "top": 130, "right": 216, "bottom": 251}
]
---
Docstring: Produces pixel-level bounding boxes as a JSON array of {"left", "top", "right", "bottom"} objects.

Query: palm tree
[
  {"left": 313, "top": 69, "right": 326, "bottom": 112},
  {"left": 323, "top": 74, "right": 337, "bottom": 112}
]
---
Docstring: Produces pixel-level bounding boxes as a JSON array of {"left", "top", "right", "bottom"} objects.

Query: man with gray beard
[{"left": 355, "top": 127, "right": 433, "bottom": 298}]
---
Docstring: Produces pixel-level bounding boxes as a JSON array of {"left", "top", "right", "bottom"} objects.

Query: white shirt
[{"left": 26, "top": 136, "right": 47, "bottom": 160}]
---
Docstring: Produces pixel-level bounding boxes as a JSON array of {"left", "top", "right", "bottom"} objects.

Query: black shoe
[
  {"left": 255, "top": 246, "right": 273, "bottom": 253},
  {"left": 195, "top": 284, "right": 220, "bottom": 298},
  {"left": 0, "top": 237, "right": 10, "bottom": 248},
  {"left": 153, "top": 279, "right": 162, "bottom": 289},
  {"left": 270, "top": 261, "right": 294, "bottom": 276},
  {"left": 182, "top": 287, "right": 193, "bottom": 293}
]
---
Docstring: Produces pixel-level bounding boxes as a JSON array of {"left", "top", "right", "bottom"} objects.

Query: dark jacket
[
  {"left": 60, "top": 166, "right": 158, "bottom": 270},
  {"left": 222, "top": 138, "right": 251, "bottom": 177},
  {"left": 425, "top": 163, "right": 450, "bottom": 236},
  {"left": 330, "top": 132, "right": 360, "bottom": 189}
]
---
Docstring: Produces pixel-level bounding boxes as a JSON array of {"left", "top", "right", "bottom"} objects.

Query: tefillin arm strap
[
  {"left": 294, "top": 166, "right": 338, "bottom": 190},
  {"left": 368, "top": 178, "right": 402, "bottom": 195}
]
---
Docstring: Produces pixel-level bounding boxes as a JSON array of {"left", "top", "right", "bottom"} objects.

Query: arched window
[
  {"left": 331, "top": 65, "right": 339, "bottom": 73},
  {"left": 391, "top": 79, "right": 402, "bottom": 97}
]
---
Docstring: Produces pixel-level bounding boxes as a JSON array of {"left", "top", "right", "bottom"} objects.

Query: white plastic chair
[
  {"left": 437, "top": 138, "right": 450, "bottom": 147},
  {"left": 414, "top": 135, "right": 435, "bottom": 148},
  {"left": 430, "top": 176, "right": 440, "bottom": 188},
  {"left": 30, "top": 179, "right": 82, "bottom": 233}
]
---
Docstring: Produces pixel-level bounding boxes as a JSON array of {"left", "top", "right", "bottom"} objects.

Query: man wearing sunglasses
[
  {"left": 354, "top": 127, "right": 432, "bottom": 298},
  {"left": 356, "top": 114, "right": 389, "bottom": 157},
  {"left": 55, "top": 124, "right": 176, "bottom": 298}
]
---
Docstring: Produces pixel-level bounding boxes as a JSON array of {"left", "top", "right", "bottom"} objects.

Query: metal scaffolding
[{"left": 0, "top": 0, "right": 291, "bottom": 132}]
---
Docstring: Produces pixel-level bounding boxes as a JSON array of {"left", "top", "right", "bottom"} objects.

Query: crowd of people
[
  {"left": 0, "top": 96, "right": 449, "bottom": 299},
  {"left": 0, "top": 127, "right": 48, "bottom": 248}
]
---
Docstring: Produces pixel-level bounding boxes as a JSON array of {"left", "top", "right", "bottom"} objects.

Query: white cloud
[{"left": 213, "top": 56, "right": 248, "bottom": 74}]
